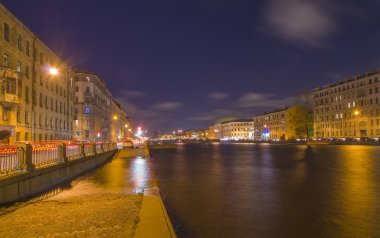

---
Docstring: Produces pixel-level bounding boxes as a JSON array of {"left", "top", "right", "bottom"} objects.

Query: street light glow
[
  {"left": 113, "top": 115, "right": 118, "bottom": 120},
  {"left": 49, "top": 67, "right": 58, "bottom": 76},
  {"left": 124, "top": 124, "right": 129, "bottom": 128},
  {"left": 354, "top": 110, "right": 359, "bottom": 116}
]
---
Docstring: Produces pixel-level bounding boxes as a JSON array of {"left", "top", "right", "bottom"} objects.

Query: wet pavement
[{"left": 0, "top": 148, "right": 153, "bottom": 238}]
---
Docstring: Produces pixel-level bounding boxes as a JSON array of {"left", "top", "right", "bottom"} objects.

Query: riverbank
[{"left": 0, "top": 147, "right": 176, "bottom": 238}]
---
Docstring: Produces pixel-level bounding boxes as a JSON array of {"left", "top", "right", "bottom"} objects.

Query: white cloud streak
[
  {"left": 238, "top": 93, "right": 294, "bottom": 108},
  {"left": 119, "top": 90, "right": 146, "bottom": 98},
  {"left": 207, "top": 92, "right": 229, "bottom": 100},
  {"left": 263, "top": 0, "right": 337, "bottom": 46},
  {"left": 152, "top": 102, "right": 183, "bottom": 111}
]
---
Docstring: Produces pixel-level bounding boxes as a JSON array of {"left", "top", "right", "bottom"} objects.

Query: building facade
[
  {"left": 0, "top": 4, "right": 73, "bottom": 142},
  {"left": 253, "top": 106, "right": 310, "bottom": 141},
  {"left": 208, "top": 123, "right": 222, "bottom": 139},
  {"left": 218, "top": 119, "right": 254, "bottom": 140},
  {"left": 314, "top": 70, "right": 380, "bottom": 139},
  {"left": 110, "top": 100, "right": 132, "bottom": 142},
  {"left": 253, "top": 109, "right": 286, "bottom": 141},
  {"left": 72, "top": 70, "right": 112, "bottom": 142}
]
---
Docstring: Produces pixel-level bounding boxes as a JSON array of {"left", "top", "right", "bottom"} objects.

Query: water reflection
[
  {"left": 152, "top": 144, "right": 380, "bottom": 238},
  {"left": 131, "top": 157, "right": 149, "bottom": 194},
  {"left": 42, "top": 151, "right": 154, "bottom": 200}
]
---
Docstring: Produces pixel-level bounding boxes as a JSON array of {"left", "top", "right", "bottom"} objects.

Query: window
[
  {"left": 74, "top": 108, "right": 78, "bottom": 114},
  {"left": 16, "top": 107, "right": 21, "bottom": 123},
  {"left": 85, "top": 107, "right": 91, "bottom": 114},
  {"left": 25, "top": 86, "right": 29, "bottom": 102},
  {"left": 39, "top": 93, "right": 43, "bottom": 107},
  {"left": 5, "top": 77, "right": 16, "bottom": 94},
  {"left": 25, "top": 111, "right": 29, "bottom": 124},
  {"left": 17, "top": 34, "right": 22, "bottom": 51},
  {"left": 25, "top": 132, "right": 29, "bottom": 141},
  {"left": 3, "top": 23, "right": 10, "bottom": 41},
  {"left": 16, "top": 132, "right": 20, "bottom": 142},
  {"left": 75, "top": 86, "right": 79, "bottom": 92},
  {"left": 25, "top": 65, "right": 30, "bottom": 78},
  {"left": 26, "top": 41, "right": 30, "bottom": 56},
  {"left": 86, "top": 86, "right": 90, "bottom": 92},
  {"left": 17, "top": 61, "right": 22, "bottom": 72},
  {"left": 3, "top": 53, "right": 9, "bottom": 67}
]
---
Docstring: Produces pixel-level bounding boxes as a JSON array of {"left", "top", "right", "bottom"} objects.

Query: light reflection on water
[
  {"left": 151, "top": 144, "right": 380, "bottom": 238},
  {"left": 131, "top": 157, "right": 149, "bottom": 194},
  {"left": 47, "top": 152, "right": 153, "bottom": 200}
]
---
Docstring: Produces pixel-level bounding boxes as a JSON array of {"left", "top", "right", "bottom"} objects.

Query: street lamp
[
  {"left": 354, "top": 110, "right": 359, "bottom": 116},
  {"left": 49, "top": 67, "right": 58, "bottom": 76}
]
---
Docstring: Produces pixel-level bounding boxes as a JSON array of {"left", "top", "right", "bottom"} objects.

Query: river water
[{"left": 150, "top": 143, "right": 380, "bottom": 238}]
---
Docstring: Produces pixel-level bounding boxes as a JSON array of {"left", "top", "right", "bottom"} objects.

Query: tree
[{"left": 294, "top": 89, "right": 314, "bottom": 141}]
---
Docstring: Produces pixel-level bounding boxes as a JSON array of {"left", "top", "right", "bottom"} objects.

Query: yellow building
[
  {"left": 72, "top": 69, "right": 112, "bottom": 142},
  {"left": 0, "top": 4, "right": 73, "bottom": 142},
  {"left": 253, "top": 109, "right": 286, "bottom": 140},
  {"left": 110, "top": 100, "right": 131, "bottom": 142},
  {"left": 253, "top": 106, "right": 308, "bottom": 141},
  {"left": 314, "top": 70, "right": 380, "bottom": 139}
]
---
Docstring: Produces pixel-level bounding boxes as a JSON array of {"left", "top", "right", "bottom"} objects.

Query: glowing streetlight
[
  {"left": 124, "top": 124, "right": 129, "bottom": 128},
  {"left": 113, "top": 115, "right": 118, "bottom": 120},
  {"left": 354, "top": 110, "right": 359, "bottom": 116},
  {"left": 49, "top": 67, "right": 58, "bottom": 76}
]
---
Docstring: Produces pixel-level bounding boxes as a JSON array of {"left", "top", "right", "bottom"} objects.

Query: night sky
[{"left": 4, "top": 0, "right": 380, "bottom": 133}]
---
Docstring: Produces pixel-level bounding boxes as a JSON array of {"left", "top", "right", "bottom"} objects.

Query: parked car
[{"left": 123, "top": 140, "right": 134, "bottom": 149}]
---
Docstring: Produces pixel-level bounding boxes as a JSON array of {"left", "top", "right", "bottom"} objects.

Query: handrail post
[
  {"left": 92, "top": 143, "right": 97, "bottom": 155},
  {"left": 19, "top": 143, "right": 34, "bottom": 172},
  {"left": 80, "top": 142, "right": 85, "bottom": 158},
  {"left": 58, "top": 143, "right": 68, "bottom": 163},
  {"left": 100, "top": 143, "right": 104, "bottom": 153}
]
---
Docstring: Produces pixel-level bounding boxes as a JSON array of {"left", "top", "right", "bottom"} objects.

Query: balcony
[{"left": 0, "top": 67, "right": 20, "bottom": 106}]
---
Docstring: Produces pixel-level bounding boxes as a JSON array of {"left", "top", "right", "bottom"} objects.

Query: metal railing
[
  {"left": 0, "top": 145, "right": 22, "bottom": 174},
  {"left": 84, "top": 143, "right": 95, "bottom": 156},
  {"left": 32, "top": 144, "right": 59, "bottom": 167},
  {"left": 96, "top": 143, "right": 103, "bottom": 153},
  {"left": 66, "top": 144, "right": 81, "bottom": 159},
  {"left": 0, "top": 142, "right": 117, "bottom": 175},
  {"left": 103, "top": 143, "right": 109, "bottom": 152}
]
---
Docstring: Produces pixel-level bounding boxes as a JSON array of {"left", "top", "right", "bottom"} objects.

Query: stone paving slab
[{"left": 135, "top": 192, "right": 177, "bottom": 238}]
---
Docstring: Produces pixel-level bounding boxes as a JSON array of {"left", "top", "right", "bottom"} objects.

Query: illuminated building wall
[
  {"left": 0, "top": 4, "right": 73, "bottom": 142},
  {"left": 253, "top": 109, "right": 286, "bottom": 141},
  {"left": 314, "top": 70, "right": 380, "bottom": 139},
  {"left": 110, "top": 100, "right": 131, "bottom": 142},
  {"left": 219, "top": 119, "right": 254, "bottom": 140},
  {"left": 208, "top": 123, "right": 222, "bottom": 139},
  {"left": 72, "top": 70, "right": 112, "bottom": 142}
]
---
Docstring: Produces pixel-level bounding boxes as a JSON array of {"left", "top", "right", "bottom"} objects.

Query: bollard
[
  {"left": 58, "top": 143, "right": 68, "bottom": 163},
  {"left": 18, "top": 143, "right": 34, "bottom": 172}
]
